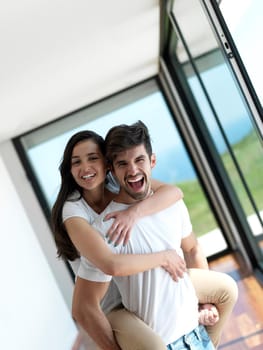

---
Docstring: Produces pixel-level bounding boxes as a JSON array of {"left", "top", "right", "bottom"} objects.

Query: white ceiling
[{"left": 0, "top": 0, "right": 160, "bottom": 142}]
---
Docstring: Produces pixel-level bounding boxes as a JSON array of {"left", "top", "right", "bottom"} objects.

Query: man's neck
[{"left": 113, "top": 189, "right": 153, "bottom": 205}]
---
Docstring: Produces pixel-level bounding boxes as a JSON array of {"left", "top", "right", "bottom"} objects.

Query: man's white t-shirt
[{"left": 69, "top": 199, "right": 199, "bottom": 345}]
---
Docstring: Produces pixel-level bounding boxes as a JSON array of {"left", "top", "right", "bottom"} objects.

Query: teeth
[
  {"left": 128, "top": 176, "right": 143, "bottom": 183},
  {"left": 82, "top": 174, "right": 95, "bottom": 179}
]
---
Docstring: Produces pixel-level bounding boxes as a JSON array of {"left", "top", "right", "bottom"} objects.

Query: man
[{"left": 73, "top": 121, "right": 215, "bottom": 349}]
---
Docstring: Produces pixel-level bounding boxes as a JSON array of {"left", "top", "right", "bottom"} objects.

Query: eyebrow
[
  {"left": 115, "top": 154, "right": 146, "bottom": 164},
  {"left": 114, "top": 159, "right": 127, "bottom": 165},
  {"left": 71, "top": 152, "right": 99, "bottom": 159}
]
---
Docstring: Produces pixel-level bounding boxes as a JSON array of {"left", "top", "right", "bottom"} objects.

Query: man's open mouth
[{"left": 127, "top": 176, "right": 144, "bottom": 191}]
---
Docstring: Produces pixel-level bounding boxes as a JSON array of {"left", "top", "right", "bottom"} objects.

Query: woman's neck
[{"left": 82, "top": 186, "right": 113, "bottom": 214}]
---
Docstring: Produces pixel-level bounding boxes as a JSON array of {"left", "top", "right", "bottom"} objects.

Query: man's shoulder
[{"left": 160, "top": 198, "right": 186, "bottom": 213}]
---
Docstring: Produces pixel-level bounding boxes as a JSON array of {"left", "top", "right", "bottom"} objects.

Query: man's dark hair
[{"left": 105, "top": 120, "right": 153, "bottom": 164}]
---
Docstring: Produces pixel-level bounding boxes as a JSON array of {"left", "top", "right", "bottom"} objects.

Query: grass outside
[
  {"left": 221, "top": 131, "right": 263, "bottom": 215},
  {"left": 176, "top": 130, "right": 263, "bottom": 237},
  {"left": 178, "top": 180, "right": 217, "bottom": 237}
]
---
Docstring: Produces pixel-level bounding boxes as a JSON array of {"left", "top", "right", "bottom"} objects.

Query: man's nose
[{"left": 127, "top": 162, "right": 137, "bottom": 174}]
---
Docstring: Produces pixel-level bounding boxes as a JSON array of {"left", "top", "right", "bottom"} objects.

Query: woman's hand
[
  {"left": 162, "top": 250, "right": 187, "bottom": 282},
  {"left": 104, "top": 206, "right": 139, "bottom": 246},
  {"left": 198, "top": 303, "right": 219, "bottom": 326},
  {"left": 104, "top": 184, "right": 184, "bottom": 246}
]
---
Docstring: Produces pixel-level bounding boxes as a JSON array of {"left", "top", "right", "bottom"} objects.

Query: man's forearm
[{"left": 185, "top": 243, "right": 209, "bottom": 269}]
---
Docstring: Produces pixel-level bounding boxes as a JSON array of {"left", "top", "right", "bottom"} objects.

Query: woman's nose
[{"left": 81, "top": 161, "right": 91, "bottom": 171}]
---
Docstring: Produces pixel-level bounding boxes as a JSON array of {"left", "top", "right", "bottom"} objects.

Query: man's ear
[{"left": 150, "top": 153, "right": 156, "bottom": 169}]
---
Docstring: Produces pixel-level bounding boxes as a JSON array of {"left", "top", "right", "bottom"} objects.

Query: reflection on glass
[
  {"left": 219, "top": 0, "right": 263, "bottom": 106},
  {"left": 189, "top": 67, "right": 263, "bottom": 237},
  {"left": 171, "top": 0, "right": 263, "bottom": 249}
]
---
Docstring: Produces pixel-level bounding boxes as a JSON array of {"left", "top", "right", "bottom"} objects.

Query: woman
[{"left": 51, "top": 130, "right": 238, "bottom": 349}]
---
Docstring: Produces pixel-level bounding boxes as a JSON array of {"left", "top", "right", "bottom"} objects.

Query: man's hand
[
  {"left": 162, "top": 250, "right": 187, "bottom": 282},
  {"left": 198, "top": 303, "right": 219, "bottom": 326}
]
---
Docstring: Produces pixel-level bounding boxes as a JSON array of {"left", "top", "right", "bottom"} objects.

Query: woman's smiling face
[{"left": 70, "top": 139, "right": 107, "bottom": 191}]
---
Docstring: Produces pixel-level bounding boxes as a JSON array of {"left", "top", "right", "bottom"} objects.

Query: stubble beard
[{"left": 123, "top": 182, "right": 151, "bottom": 201}]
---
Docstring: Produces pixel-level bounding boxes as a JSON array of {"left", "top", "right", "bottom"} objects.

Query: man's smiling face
[{"left": 112, "top": 144, "right": 156, "bottom": 202}]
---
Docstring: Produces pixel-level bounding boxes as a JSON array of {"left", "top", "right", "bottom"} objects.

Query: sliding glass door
[{"left": 161, "top": 0, "right": 263, "bottom": 271}]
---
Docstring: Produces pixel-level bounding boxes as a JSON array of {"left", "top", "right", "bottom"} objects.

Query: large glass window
[
  {"left": 15, "top": 79, "right": 227, "bottom": 257},
  {"left": 164, "top": 0, "right": 263, "bottom": 267}
]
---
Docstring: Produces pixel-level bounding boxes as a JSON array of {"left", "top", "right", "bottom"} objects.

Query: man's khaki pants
[{"left": 106, "top": 269, "right": 238, "bottom": 350}]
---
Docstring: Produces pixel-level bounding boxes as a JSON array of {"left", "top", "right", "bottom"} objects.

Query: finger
[
  {"left": 178, "top": 266, "right": 186, "bottom": 278},
  {"left": 172, "top": 274, "right": 178, "bottom": 282},
  {"left": 106, "top": 229, "right": 114, "bottom": 241},
  {"left": 211, "top": 307, "right": 219, "bottom": 317},
  {"left": 199, "top": 316, "right": 205, "bottom": 325},
  {"left": 207, "top": 313, "right": 216, "bottom": 324},
  {"left": 199, "top": 310, "right": 208, "bottom": 325},
  {"left": 103, "top": 212, "right": 117, "bottom": 221},
  {"left": 109, "top": 229, "right": 121, "bottom": 243},
  {"left": 107, "top": 224, "right": 119, "bottom": 242},
  {"left": 114, "top": 229, "right": 127, "bottom": 246},
  {"left": 170, "top": 269, "right": 180, "bottom": 282},
  {"left": 123, "top": 230, "right": 131, "bottom": 246},
  {"left": 106, "top": 222, "right": 116, "bottom": 236}
]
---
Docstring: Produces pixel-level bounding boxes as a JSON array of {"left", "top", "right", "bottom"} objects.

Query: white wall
[{"left": 0, "top": 140, "right": 77, "bottom": 349}]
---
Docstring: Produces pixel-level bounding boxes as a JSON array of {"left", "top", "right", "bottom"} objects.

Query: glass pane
[
  {"left": 171, "top": 0, "right": 263, "bottom": 256},
  {"left": 19, "top": 80, "right": 227, "bottom": 257},
  {"left": 188, "top": 65, "right": 263, "bottom": 235},
  {"left": 219, "top": 0, "right": 263, "bottom": 106}
]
